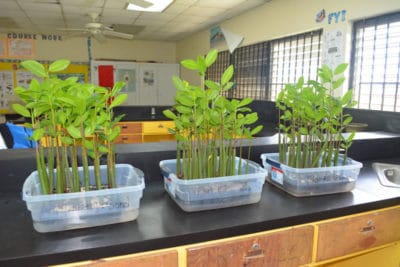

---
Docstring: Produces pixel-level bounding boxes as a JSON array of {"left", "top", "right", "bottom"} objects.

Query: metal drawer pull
[
  {"left": 359, "top": 225, "right": 375, "bottom": 233},
  {"left": 122, "top": 125, "right": 128, "bottom": 129},
  {"left": 244, "top": 243, "right": 265, "bottom": 262}
]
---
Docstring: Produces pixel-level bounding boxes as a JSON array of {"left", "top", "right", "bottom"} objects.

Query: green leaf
[
  {"left": 111, "top": 81, "right": 125, "bottom": 96},
  {"left": 318, "top": 65, "right": 333, "bottom": 83},
  {"left": 196, "top": 55, "right": 207, "bottom": 74},
  {"left": 181, "top": 59, "right": 199, "bottom": 71},
  {"left": 176, "top": 105, "right": 192, "bottom": 114},
  {"left": 108, "top": 94, "right": 128, "bottom": 109},
  {"left": 221, "top": 65, "right": 234, "bottom": 86},
  {"left": 163, "top": 109, "right": 177, "bottom": 120},
  {"left": 21, "top": 60, "right": 48, "bottom": 78},
  {"left": 99, "top": 145, "right": 108, "bottom": 154},
  {"left": 205, "top": 80, "right": 220, "bottom": 91},
  {"left": 172, "top": 76, "right": 186, "bottom": 91},
  {"left": 108, "top": 126, "right": 121, "bottom": 142},
  {"left": 83, "top": 139, "right": 93, "bottom": 150},
  {"left": 49, "top": 59, "right": 70, "bottom": 72},
  {"left": 243, "top": 112, "right": 258, "bottom": 124},
  {"left": 334, "top": 63, "right": 348, "bottom": 75},
  {"left": 32, "top": 128, "right": 45, "bottom": 141},
  {"left": 237, "top": 98, "right": 253, "bottom": 108},
  {"left": 332, "top": 77, "right": 345, "bottom": 89},
  {"left": 176, "top": 95, "right": 194, "bottom": 107},
  {"left": 12, "top": 103, "right": 30, "bottom": 117},
  {"left": 61, "top": 136, "right": 73, "bottom": 145},
  {"left": 296, "top": 77, "right": 304, "bottom": 88},
  {"left": 343, "top": 116, "right": 353, "bottom": 125},
  {"left": 250, "top": 125, "right": 263, "bottom": 136},
  {"left": 205, "top": 49, "right": 218, "bottom": 67},
  {"left": 342, "top": 90, "right": 353, "bottom": 105},
  {"left": 58, "top": 96, "right": 76, "bottom": 106},
  {"left": 223, "top": 82, "right": 234, "bottom": 91},
  {"left": 67, "top": 125, "right": 82, "bottom": 139}
]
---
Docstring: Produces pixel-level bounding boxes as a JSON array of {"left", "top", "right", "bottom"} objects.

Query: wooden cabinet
[
  {"left": 63, "top": 206, "right": 400, "bottom": 267},
  {"left": 115, "top": 122, "right": 143, "bottom": 144},
  {"left": 115, "top": 121, "right": 174, "bottom": 144},
  {"left": 186, "top": 225, "right": 314, "bottom": 267},
  {"left": 320, "top": 242, "right": 400, "bottom": 267},
  {"left": 62, "top": 249, "right": 178, "bottom": 267},
  {"left": 316, "top": 207, "right": 400, "bottom": 262},
  {"left": 142, "top": 121, "right": 175, "bottom": 142}
]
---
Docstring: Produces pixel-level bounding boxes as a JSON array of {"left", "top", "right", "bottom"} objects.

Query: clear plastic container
[
  {"left": 22, "top": 164, "right": 145, "bottom": 233},
  {"left": 159, "top": 158, "right": 267, "bottom": 212},
  {"left": 260, "top": 153, "right": 363, "bottom": 197}
]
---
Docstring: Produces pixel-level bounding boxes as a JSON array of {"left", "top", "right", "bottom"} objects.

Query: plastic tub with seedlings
[{"left": 261, "top": 153, "right": 362, "bottom": 197}]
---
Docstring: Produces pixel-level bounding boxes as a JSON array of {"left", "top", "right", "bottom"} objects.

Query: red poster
[{"left": 98, "top": 65, "right": 114, "bottom": 88}]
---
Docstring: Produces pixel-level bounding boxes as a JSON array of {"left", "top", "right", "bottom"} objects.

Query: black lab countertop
[{"left": 0, "top": 132, "right": 400, "bottom": 266}]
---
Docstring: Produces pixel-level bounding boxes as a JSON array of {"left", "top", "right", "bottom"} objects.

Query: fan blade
[
  {"left": 92, "top": 31, "right": 107, "bottom": 43},
  {"left": 103, "top": 30, "right": 134, "bottom": 40}
]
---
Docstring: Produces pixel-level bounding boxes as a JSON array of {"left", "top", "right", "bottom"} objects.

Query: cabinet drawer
[
  {"left": 143, "top": 121, "right": 174, "bottom": 135},
  {"left": 316, "top": 207, "right": 400, "bottom": 261},
  {"left": 115, "top": 134, "right": 142, "bottom": 144},
  {"left": 117, "top": 122, "right": 142, "bottom": 134},
  {"left": 64, "top": 249, "right": 178, "bottom": 267},
  {"left": 187, "top": 225, "right": 313, "bottom": 267}
]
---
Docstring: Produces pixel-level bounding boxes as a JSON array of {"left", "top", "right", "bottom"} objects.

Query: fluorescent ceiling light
[{"left": 126, "top": 0, "right": 173, "bottom": 12}]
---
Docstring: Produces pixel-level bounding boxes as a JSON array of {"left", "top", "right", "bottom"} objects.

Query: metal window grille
[
  {"left": 350, "top": 12, "right": 400, "bottom": 111},
  {"left": 206, "top": 50, "right": 230, "bottom": 88},
  {"left": 206, "top": 30, "right": 322, "bottom": 101},
  {"left": 231, "top": 42, "right": 269, "bottom": 99},
  {"left": 269, "top": 30, "right": 322, "bottom": 100}
]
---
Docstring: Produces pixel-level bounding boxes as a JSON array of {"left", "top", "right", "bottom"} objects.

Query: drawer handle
[
  {"left": 360, "top": 225, "right": 375, "bottom": 233},
  {"left": 158, "top": 124, "right": 164, "bottom": 128},
  {"left": 122, "top": 125, "right": 128, "bottom": 129},
  {"left": 244, "top": 243, "right": 265, "bottom": 263}
]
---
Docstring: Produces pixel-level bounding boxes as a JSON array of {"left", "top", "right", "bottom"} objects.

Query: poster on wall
[
  {"left": 142, "top": 69, "right": 155, "bottom": 87},
  {"left": 210, "top": 26, "right": 225, "bottom": 48},
  {"left": 0, "top": 38, "right": 7, "bottom": 58},
  {"left": 16, "top": 71, "right": 34, "bottom": 89},
  {"left": 8, "top": 39, "right": 35, "bottom": 58},
  {"left": 323, "top": 29, "right": 344, "bottom": 69},
  {"left": 117, "top": 69, "right": 136, "bottom": 92},
  {"left": 57, "top": 73, "right": 85, "bottom": 83},
  {"left": 0, "top": 71, "right": 13, "bottom": 110},
  {"left": 98, "top": 65, "right": 114, "bottom": 89}
]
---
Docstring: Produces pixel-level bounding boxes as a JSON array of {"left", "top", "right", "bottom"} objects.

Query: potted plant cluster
[
  {"left": 160, "top": 49, "right": 267, "bottom": 212},
  {"left": 261, "top": 64, "right": 363, "bottom": 197},
  {"left": 13, "top": 59, "right": 145, "bottom": 232}
]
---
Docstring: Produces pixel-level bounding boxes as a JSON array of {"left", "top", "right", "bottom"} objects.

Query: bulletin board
[{"left": 0, "top": 60, "right": 89, "bottom": 114}]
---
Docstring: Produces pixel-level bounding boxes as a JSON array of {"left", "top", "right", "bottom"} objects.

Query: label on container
[{"left": 271, "top": 166, "right": 284, "bottom": 185}]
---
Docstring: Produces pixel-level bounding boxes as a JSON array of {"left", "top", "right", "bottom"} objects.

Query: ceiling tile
[
  {"left": 182, "top": 6, "right": 225, "bottom": 17},
  {"left": 194, "top": 0, "right": 246, "bottom": 9},
  {"left": 0, "top": 0, "right": 270, "bottom": 41}
]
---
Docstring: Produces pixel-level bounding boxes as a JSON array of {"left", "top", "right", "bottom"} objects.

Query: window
[
  {"left": 350, "top": 12, "right": 400, "bottom": 111},
  {"left": 269, "top": 30, "right": 322, "bottom": 100},
  {"left": 206, "top": 30, "right": 323, "bottom": 101}
]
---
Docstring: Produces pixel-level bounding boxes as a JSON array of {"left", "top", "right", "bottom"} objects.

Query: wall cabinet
[
  {"left": 61, "top": 206, "right": 400, "bottom": 267},
  {"left": 91, "top": 60, "right": 179, "bottom": 106}
]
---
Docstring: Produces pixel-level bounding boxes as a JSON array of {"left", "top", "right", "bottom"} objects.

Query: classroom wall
[
  {"left": 176, "top": 0, "right": 400, "bottom": 85},
  {"left": 0, "top": 34, "right": 177, "bottom": 63}
]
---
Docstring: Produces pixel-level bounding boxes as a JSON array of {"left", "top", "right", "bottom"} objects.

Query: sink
[{"left": 372, "top": 162, "right": 400, "bottom": 188}]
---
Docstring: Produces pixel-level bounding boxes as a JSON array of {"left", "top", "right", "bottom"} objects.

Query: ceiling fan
[{"left": 57, "top": 13, "right": 134, "bottom": 42}]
